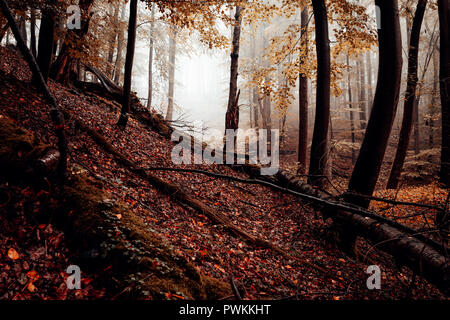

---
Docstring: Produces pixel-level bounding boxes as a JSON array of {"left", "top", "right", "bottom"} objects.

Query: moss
[
  {"left": 0, "top": 117, "right": 50, "bottom": 179},
  {"left": 62, "top": 173, "right": 231, "bottom": 300}
]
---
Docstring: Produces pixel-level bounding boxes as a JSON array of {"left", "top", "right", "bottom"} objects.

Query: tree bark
[
  {"left": 298, "top": 7, "right": 309, "bottom": 174},
  {"left": 117, "top": 0, "right": 138, "bottom": 128},
  {"left": 366, "top": 51, "right": 374, "bottom": 113},
  {"left": 387, "top": 0, "right": 427, "bottom": 190},
  {"left": 224, "top": 6, "right": 243, "bottom": 133},
  {"left": 438, "top": 0, "right": 450, "bottom": 186},
  {"left": 106, "top": 2, "right": 120, "bottom": 77},
  {"left": 346, "top": 0, "right": 403, "bottom": 206},
  {"left": 308, "top": 0, "right": 331, "bottom": 188}
]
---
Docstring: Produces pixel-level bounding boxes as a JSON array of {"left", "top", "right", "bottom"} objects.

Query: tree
[
  {"left": 30, "top": 8, "right": 37, "bottom": 57},
  {"left": 298, "top": 6, "right": 309, "bottom": 174},
  {"left": 387, "top": 0, "right": 428, "bottom": 189},
  {"left": 308, "top": 0, "right": 331, "bottom": 188},
  {"left": 147, "top": 2, "right": 155, "bottom": 109},
  {"left": 224, "top": 6, "right": 243, "bottom": 135},
  {"left": 37, "top": 6, "right": 56, "bottom": 82},
  {"left": 346, "top": 0, "right": 403, "bottom": 207},
  {"left": 117, "top": 0, "right": 138, "bottom": 128},
  {"left": 438, "top": 0, "right": 450, "bottom": 186},
  {"left": 166, "top": 27, "right": 177, "bottom": 121}
]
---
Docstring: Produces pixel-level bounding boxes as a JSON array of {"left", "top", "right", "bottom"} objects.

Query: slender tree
[
  {"left": 387, "top": 0, "right": 427, "bottom": 189},
  {"left": 117, "top": 0, "right": 138, "bottom": 128},
  {"left": 298, "top": 6, "right": 309, "bottom": 174},
  {"left": 166, "top": 27, "right": 177, "bottom": 121},
  {"left": 346, "top": 0, "right": 403, "bottom": 207},
  {"left": 113, "top": 4, "right": 126, "bottom": 84},
  {"left": 30, "top": 8, "right": 36, "bottom": 57},
  {"left": 308, "top": 0, "right": 330, "bottom": 188},
  {"left": 147, "top": 3, "right": 155, "bottom": 109},
  {"left": 224, "top": 6, "right": 243, "bottom": 133},
  {"left": 438, "top": 0, "right": 450, "bottom": 186}
]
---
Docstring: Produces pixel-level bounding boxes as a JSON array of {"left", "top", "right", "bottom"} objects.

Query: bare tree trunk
[
  {"left": 117, "top": 0, "right": 138, "bottom": 128},
  {"left": 106, "top": 2, "right": 120, "bottom": 77},
  {"left": 358, "top": 56, "right": 367, "bottom": 130},
  {"left": 298, "top": 6, "right": 309, "bottom": 174},
  {"left": 346, "top": 0, "right": 403, "bottom": 206},
  {"left": 166, "top": 27, "right": 177, "bottom": 121},
  {"left": 429, "top": 49, "right": 439, "bottom": 147},
  {"left": 366, "top": 51, "right": 374, "bottom": 113},
  {"left": 438, "top": 0, "right": 450, "bottom": 186},
  {"left": 113, "top": 4, "right": 126, "bottom": 85},
  {"left": 387, "top": 0, "right": 427, "bottom": 189},
  {"left": 308, "top": 0, "right": 330, "bottom": 188},
  {"left": 224, "top": 6, "right": 243, "bottom": 133},
  {"left": 147, "top": 3, "right": 155, "bottom": 109},
  {"left": 347, "top": 55, "right": 356, "bottom": 164}
]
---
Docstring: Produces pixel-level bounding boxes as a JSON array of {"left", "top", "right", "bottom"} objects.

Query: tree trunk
[
  {"left": 308, "top": 0, "right": 331, "bottom": 188},
  {"left": 18, "top": 13, "right": 26, "bottom": 44},
  {"left": 346, "top": 0, "right": 403, "bottom": 206},
  {"left": 347, "top": 55, "right": 356, "bottom": 164},
  {"left": 438, "top": 0, "right": 450, "bottom": 186},
  {"left": 147, "top": 3, "right": 155, "bottom": 109},
  {"left": 30, "top": 8, "right": 36, "bottom": 58},
  {"left": 224, "top": 6, "right": 243, "bottom": 133},
  {"left": 387, "top": 0, "right": 427, "bottom": 190},
  {"left": 36, "top": 9, "right": 56, "bottom": 82},
  {"left": 113, "top": 5, "right": 126, "bottom": 84},
  {"left": 366, "top": 51, "right": 374, "bottom": 113},
  {"left": 117, "top": 0, "right": 138, "bottom": 128},
  {"left": 298, "top": 6, "right": 309, "bottom": 174},
  {"left": 358, "top": 56, "right": 367, "bottom": 130},
  {"left": 166, "top": 28, "right": 177, "bottom": 121},
  {"left": 429, "top": 49, "right": 439, "bottom": 147},
  {"left": 106, "top": 2, "right": 120, "bottom": 77}
]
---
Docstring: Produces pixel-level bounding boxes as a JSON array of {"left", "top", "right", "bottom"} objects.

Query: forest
[{"left": 0, "top": 0, "right": 448, "bottom": 305}]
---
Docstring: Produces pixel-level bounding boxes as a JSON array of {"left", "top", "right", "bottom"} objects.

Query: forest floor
[{"left": 0, "top": 46, "right": 447, "bottom": 300}]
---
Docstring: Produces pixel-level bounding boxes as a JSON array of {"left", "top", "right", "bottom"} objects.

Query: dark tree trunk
[
  {"left": 117, "top": 0, "right": 138, "bottom": 128},
  {"left": 18, "top": 14, "right": 26, "bottom": 44},
  {"left": 438, "top": 0, "right": 450, "bottom": 186},
  {"left": 36, "top": 9, "right": 56, "bottom": 82},
  {"left": 30, "top": 8, "right": 36, "bottom": 57},
  {"left": 308, "top": 0, "right": 331, "bottom": 188},
  {"left": 166, "top": 28, "right": 177, "bottom": 121},
  {"left": 224, "top": 6, "right": 243, "bottom": 133},
  {"left": 346, "top": 0, "right": 403, "bottom": 206},
  {"left": 387, "top": 0, "right": 427, "bottom": 190},
  {"left": 298, "top": 7, "right": 309, "bottom": 174}
]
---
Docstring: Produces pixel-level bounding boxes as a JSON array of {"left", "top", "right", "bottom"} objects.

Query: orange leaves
[
  {"left": 7, "top": 248, "right": 19, "bottom": 260},
  {"left": 26, "top": 270, "right": 40, "bottom": 293}
]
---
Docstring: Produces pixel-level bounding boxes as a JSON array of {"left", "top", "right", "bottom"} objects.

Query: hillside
[{"left": 0, "top": 46, "right": 446, "bottom": 300}]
